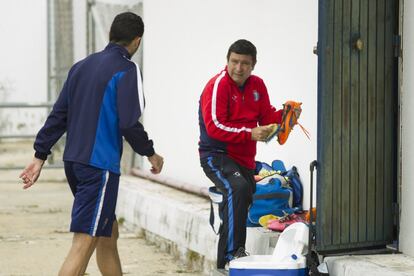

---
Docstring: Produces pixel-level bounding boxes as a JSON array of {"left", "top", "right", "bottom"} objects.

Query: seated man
[{"left": 198, "top": 39, "right": 283, "bottom": 269}]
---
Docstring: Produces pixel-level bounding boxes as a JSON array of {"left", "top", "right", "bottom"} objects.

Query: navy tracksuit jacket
[{"left": 34, "top": 43, "right": 154, "bottom": 174}]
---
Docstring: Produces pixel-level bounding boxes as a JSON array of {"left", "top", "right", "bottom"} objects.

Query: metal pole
[
  {"left": 87, "top": 0, "right": 96, "bottom": 55},
  {"left": 0, "top": 103, "right": 54, "bottom": 108},
  {"left": 0, "top": 164, "right": 64, "bottom": 170},
  {"left": 47, "top": 0, "right": 53, "bottom": 107}
]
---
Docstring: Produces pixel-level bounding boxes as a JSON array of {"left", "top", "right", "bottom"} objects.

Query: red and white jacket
[{"left": 198, "top": 68, "right": 283, "bottom": 169}]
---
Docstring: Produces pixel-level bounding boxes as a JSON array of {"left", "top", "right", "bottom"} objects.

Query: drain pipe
[{"left": 130, "top": 168, "right": 209, "bottom": 199}]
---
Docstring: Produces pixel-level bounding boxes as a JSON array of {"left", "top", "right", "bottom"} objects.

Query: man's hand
[
  {"left": 147, "top": 153, "right": 164, "bottom": 174},
  {"left": 251, "top": 125, "right": 275, "bottom": 142},
  {"left": 19, "top": 157, "right": 45, "bottom": 189}
]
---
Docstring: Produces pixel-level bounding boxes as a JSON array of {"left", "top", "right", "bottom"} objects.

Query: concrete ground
[{"left": 0, "top": 140, "right": 203, "bottom": 276}]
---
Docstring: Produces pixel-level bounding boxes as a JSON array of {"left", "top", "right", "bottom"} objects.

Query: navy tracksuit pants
[{"left": 201, "top": 154, "right": 255, "bottom": 269}]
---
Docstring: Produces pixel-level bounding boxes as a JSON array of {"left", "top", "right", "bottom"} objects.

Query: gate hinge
[{"left": 393, "top": 35, "right": 402, "bottom": 57}]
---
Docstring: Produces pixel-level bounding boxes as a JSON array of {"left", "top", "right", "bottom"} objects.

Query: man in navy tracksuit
[{"left": 19, "top": 12, "right": 163, "bottom": 276}]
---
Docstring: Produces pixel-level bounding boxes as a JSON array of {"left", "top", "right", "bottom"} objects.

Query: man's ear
[{"left": 134, "top": 36, "right": 141, "bottom": 47}]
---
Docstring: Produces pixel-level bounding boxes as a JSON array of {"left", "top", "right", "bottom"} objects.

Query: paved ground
[{"left": 0, "top": 140, "right": 203, "bottom": 276}]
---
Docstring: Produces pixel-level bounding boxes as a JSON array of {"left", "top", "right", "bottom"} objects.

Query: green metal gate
[{"left": 316, "top": 0, "right": 398, "bottom": 253}]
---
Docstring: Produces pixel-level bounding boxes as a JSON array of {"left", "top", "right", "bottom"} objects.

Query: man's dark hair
[
  {"left": 226, "top": 39, "right": 257, "bottom": 65},
  {"left": 109, "top": 12, "right": 144, "bottom": 45}
]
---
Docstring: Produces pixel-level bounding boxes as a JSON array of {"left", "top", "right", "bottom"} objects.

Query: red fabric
[{"left": 200, "top": 68, "right": 282, "bottom": 169}]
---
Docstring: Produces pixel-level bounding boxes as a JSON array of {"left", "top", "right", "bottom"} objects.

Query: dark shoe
[
  {"left": 232, "top": 247, "right": 250, "bottom": 259},
  {"left": 223, "top": 247, "right": 250, "bottom": 272}
]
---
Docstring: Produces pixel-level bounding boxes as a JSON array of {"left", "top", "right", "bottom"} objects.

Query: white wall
[
  {"left": 400, "top": 1, "right": 414, "bottom": 258},
  {"left": 141, "top": 0, "right": 318, "bottom": 208},
  {"left": 0, "top": 0, "right": 47, "bottom": 134}
]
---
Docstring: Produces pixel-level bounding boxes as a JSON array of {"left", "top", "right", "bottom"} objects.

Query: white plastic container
[
  {"left": 229, "top": 222, "right": 309, "bottom": 276},
  {"left": 245, "top": 227, "right": 281, "bottom": 255}
]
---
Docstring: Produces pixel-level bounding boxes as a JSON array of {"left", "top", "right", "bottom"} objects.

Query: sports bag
[
  {"left": 247, "top": 175, "right": 294, "bottom": 226},
  {"left": 281, "top": 165, "right": 303, "bottom": 211},
  {"left": 253, "top": 160, "right": 304, "bottom": 215}
]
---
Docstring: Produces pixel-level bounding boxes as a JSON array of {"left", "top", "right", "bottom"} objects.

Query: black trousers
[{"left": 200, "top": 154, "right": 255, "bottom": 269}]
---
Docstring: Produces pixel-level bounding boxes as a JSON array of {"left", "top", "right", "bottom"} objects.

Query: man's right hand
[
  {"left": 147, "top": 153, "right": 164, "bottom": 174},
  {"left": 19, "top": 157, "right": 45, "bottom": 189},
  {"left": 251, "top": 125, "right": 275, "bottom": 142}
]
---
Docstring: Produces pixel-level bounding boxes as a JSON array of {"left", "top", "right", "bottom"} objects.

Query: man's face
[{"left": 227, "top": 52, "right": 255, "bottom": 86}]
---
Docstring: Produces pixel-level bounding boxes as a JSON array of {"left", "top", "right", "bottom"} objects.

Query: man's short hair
[
  {"left": 109, "top": 12, "right": 144, "bottom": 45},
  {"left": 226, "top": 39, "right": 257, "bottom": 65}
]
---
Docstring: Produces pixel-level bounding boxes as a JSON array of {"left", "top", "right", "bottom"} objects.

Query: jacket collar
[{"left": 105, "top": 42, "right": 131, "bottom": 59}]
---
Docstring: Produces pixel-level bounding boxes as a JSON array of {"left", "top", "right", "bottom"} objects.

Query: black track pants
[{"left": 201, "top": 155, "right": 255, "bottom": 269}]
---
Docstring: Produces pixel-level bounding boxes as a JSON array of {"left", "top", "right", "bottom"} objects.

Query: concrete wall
[
  {"left": 142, "top": 0, "right": 318, "bottom": 209},
  {"left": 400, "top": 0, "right": 414, "bottom": 258},
  {"left": 0, "top": 0, "right": 47, "bottom": 135}
]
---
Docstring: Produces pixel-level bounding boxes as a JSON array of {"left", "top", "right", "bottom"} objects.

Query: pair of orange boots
[{"left": 266, "top": 101, "right": 310, "bottom": 145}]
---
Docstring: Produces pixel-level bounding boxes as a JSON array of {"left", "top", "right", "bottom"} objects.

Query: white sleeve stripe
[
  {"left": 211, "top": 71, "right": 252, "bottom": 133},
  {"left": 133, "top": 62, "right": 145, "bottom": 114}
]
